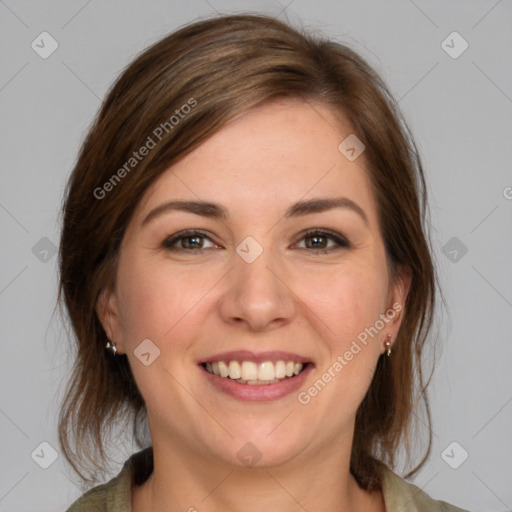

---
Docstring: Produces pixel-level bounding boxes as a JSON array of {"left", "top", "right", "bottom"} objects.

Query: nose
[{"left": 218, "top": 247, "right": 296, "bottom": 332}]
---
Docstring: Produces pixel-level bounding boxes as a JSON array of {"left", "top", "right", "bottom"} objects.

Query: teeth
[
  {"left": 204, "top": 360, "right": 305, "bottom": 384},
  {"left": 241, "top": 361, "right": 258, "bottom": 380},
  {"left": 275, "top": 360, "right": 286, "bottom": 379},
  {"left": 245, "top": 379, "right": 280, "bottom": 385},
  {"left": 258, "top": 361, "right": 275, "bottom": 380},
  {"left": 218, "top": 361, "right": 229, "bottom": 378},
  {"left": 228, "top": 361, "right": 241, "bottom": 379}
]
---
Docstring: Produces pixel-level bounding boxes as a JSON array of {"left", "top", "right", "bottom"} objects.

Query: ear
[
  {"left": 385, "top": 265, "right": 412, "bottom": 343},
  {"left": 95, "top": 286, "right": 125, "bottom": 354}
]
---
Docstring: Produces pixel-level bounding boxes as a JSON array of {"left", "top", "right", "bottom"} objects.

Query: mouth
[{"left": 201, "top": 359, "right": 310, "bottom": 385}]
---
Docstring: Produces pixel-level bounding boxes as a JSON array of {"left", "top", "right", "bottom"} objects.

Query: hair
[{"left": 58, "top": 13, "right": 439, "bottom": 492}]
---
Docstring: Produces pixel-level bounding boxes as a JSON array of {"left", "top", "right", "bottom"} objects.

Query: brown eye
[
  {"left": 295, "top": 229, "right": 350, "bottom": 253},
  {"left": 163, "top": 230, "right": 217, "bottom": 251}
]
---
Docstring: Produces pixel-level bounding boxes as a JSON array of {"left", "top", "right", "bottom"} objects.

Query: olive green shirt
[{"left": 66, "top": 447, "right": 470, "bottom": 511}]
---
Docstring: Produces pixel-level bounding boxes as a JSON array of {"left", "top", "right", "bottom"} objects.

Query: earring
[
  {"left": 106, "top": 340, "right": 118, "bottom": 355},
  {"left": 384, "top": 334, "right": 392, "bottom": 357}
]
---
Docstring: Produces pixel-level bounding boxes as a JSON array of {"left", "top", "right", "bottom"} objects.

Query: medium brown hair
[{"left": 58, "top": 13, "right": 438, "bottom": 491}]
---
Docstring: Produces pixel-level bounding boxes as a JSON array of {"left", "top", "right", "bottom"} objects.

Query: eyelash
[{"left": 161, "top": 228, "right": 350, "bottom": 254}]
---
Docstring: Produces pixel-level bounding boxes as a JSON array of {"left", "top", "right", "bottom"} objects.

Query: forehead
[{"left": 134, "top": 98, "right": 378, "bottom": 227}]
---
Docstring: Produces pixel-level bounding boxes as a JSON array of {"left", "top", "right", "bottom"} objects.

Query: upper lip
[{"left": 199, "top": 350, "right": 312, "bottom": 365}]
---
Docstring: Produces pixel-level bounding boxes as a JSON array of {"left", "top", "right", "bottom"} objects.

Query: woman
[{"left": 60, "top": 13, "right": 470, "bottom": 511}]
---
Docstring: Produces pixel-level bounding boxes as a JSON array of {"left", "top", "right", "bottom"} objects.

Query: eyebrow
[{"left": 141, "top": 197, "right": 369, "bottom": 227}]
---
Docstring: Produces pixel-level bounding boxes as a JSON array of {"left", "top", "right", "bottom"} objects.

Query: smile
[{"left": 202, "top": 360, "right": 305, "bottom": 385}]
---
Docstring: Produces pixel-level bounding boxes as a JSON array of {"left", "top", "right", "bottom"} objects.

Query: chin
[{"left": 204, "top": 429, "right": 308, "bottom": 470}]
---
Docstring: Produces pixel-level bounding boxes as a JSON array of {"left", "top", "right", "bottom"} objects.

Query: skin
[{"left": 97, "top": 98, "right": 411, "bottom": 511}]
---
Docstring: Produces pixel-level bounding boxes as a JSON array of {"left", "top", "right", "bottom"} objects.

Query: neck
[{"left": 132, "top": 433, "right": 384, "bottom": 512}]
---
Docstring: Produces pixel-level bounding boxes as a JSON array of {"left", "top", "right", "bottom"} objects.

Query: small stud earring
[
  {"left": 106, "top": 340, "right": 118, "bottom": 355},
  {"left": 384, "top": 334, "right": 392, "bottom": 357}
]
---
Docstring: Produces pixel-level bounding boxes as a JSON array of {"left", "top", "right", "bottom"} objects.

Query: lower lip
[{"left": 200, "top": 364, "right": 314, "bottom": 401}]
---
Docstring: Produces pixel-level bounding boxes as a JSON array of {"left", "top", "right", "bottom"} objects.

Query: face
[{"left": 98, "top": 98, "right": 409, "bottom": 469}]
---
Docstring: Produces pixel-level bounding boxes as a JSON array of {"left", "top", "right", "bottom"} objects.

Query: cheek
[
  {"left": 297, "top": 266, "right": 388, "bottom": 419},
  {"left": 300, "top": 262, "right": 388, "bottom": 346},
  {"left": 116, "top": 256, "right": 216, "bottom": 345},
  {"left": 115, "top": 258, "right": 212, "bottom": 401}
]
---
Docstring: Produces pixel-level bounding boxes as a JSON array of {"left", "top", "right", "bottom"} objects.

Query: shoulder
[
  {"left": 381, "top": 466, "right": 471, "bottom": 512},
  {"left": 65, "top": 447, "right": 153, "bottom": 512},
  {"left": 65, "top": 468, "right": 131, "bottom": 512}
]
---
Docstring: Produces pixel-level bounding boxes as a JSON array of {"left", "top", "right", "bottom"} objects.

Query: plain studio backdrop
[{"left": 0, "top": 1, "right": 511, "bottom": 511}]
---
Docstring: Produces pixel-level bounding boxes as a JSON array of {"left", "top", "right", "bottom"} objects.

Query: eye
[
  {"left": 162, "top": 228, "right": 350, "bottom": 254},
  {"left": 162, "top": 230, "right": 218, "bottom": 251},
  {"left": 293, "top": 229, "right": 350, "bottom": 254}
]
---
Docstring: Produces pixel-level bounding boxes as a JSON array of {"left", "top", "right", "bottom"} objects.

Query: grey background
[{"left": 1, "top": 0, "right": 511, "bottom": 510}]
